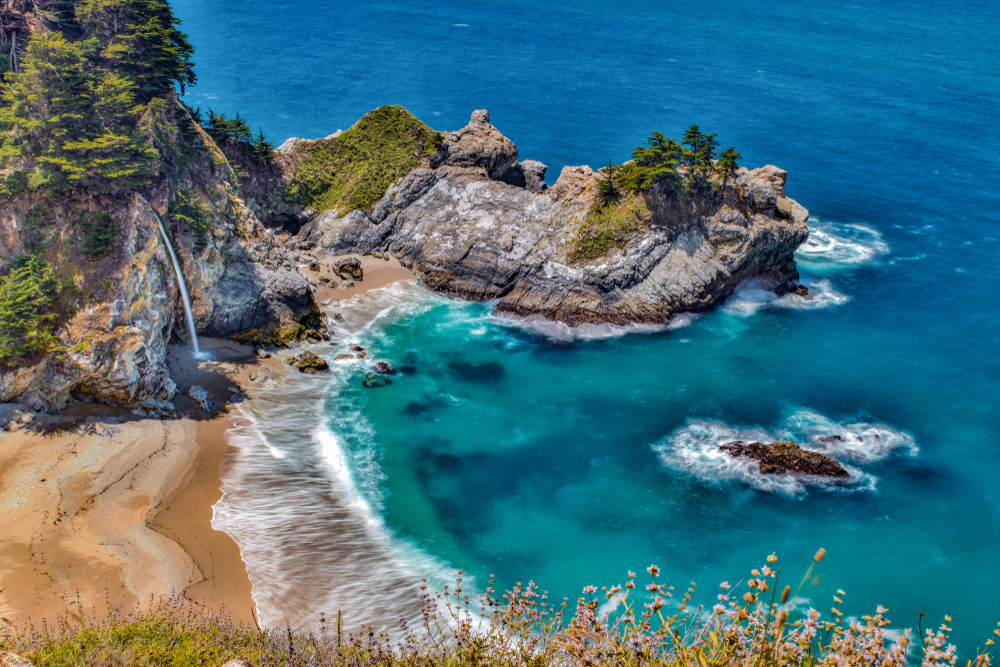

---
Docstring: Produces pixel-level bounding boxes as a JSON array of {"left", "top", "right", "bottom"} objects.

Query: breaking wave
[
  {"left": 796, "top": 219, "right": 890, "bottom": 270},
  {"left": 652, "top": 410, "right": 917, "bottom": 497},
  {"left": 492, "top": 311, "right": 698, "bottom": 342},
  {"left": 723, "top": 277, "right": 849, "bottom": 317}
]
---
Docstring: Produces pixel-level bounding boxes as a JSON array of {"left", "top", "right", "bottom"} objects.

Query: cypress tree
[
  {"left": 76, "top": 0, "right": 196, "bottom": 101},
  {"left": 0, "top": 255, "right": 58, "bottom": 364}
]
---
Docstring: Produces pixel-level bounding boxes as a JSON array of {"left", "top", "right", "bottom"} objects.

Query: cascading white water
[{"left": 156, "top": 218, "right": 202, "bottom": 356}]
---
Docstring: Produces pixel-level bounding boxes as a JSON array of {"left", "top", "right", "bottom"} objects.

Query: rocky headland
[{"left": 1, "top": 99, "right": 810, "bottom": 413}]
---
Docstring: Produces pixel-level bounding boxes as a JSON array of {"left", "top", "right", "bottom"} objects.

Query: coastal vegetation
[
  {"left": 2, "top": 551, "right": 994, "bottom": 667},
  {"left": 286, "top": 104, "right": 444, "bottom": 215},
  {"left": 569, "top": 126, "right": 742, "bottom": 262}
]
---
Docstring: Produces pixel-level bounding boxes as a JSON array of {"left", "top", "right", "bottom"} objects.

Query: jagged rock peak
[{"left": 435, "top": 109, "right": 519, "bottom": 179}]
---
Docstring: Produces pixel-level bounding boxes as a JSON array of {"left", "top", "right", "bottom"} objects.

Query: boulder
[
  {"left": 286, "top": 351, "right": 330, "bottom": 374},
  {"left": 332, "top": 257, "right": 363, "bottom": 280},
  {"left": 248, "top": 367, "right": 270, "bottom": 383},
  {"left": 434, "top": 109, "right": 518, "bottom": 180},
  {"left": 719, "top": 440, "right": 849, "bottom": 478},
  {"left": 374, "top": 361, "right": 396, "bottom": 375},
  {"left": 187, "top": 385, "right": 217, "bottom": 413}
]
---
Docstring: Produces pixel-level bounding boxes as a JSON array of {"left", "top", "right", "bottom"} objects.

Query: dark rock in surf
[
  {"left": 719, "top": 440, "right": 849, "bottom": 478},
  {"left": 374, "top": 362, "right": 396, "bottom": 375},
  {"left": 287, "top": 351, "right": 330, "bottom": 374}
]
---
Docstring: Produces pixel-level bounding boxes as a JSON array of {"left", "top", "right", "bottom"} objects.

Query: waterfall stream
[{"left": 156, "top": 218, "right": 202, "bottom": 356}]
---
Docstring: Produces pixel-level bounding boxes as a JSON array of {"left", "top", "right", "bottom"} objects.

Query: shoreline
[{"left": 0, "top": 261, "right": 416, "bottom": 629}]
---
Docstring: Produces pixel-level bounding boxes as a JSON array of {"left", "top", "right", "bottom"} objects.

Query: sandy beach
[{"left": 0, "top": 257, "right": 414, "bottom": 630}]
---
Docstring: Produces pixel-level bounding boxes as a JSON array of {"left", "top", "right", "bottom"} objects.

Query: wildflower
[
  {"left": 762, "top": 566, "right": 774, "bottom": 577},
  {"left": 781, "top": 586, "right": 791, "bottom": 603},
  {"left": 743, "top": 593, "right": 756, "bottom": 603},
  {"left": 713, "top": 604, "right": 726, "bottom": 615},
  {"left": 626, "top": 581, "right": 635, "bottom": 590},
  {"left": 646, "top": 584, "right": 659, "bottom": 592},
  {"left": 647, "top": 565, "right": 660, "bottom": 577},
  {"left": 720, "top": 581, "right": 730, "bottom": 590},
  {"left": 628, "top": 571, "right": 636, "bottom": 578},
  {"left": 583, "top": 585, "right": 597, "bottom": 595},
  {"left": 768, "top": 553, "right": 778, "bottom": 563},
  {"left": 814, "top": 548, "right": 826, "bottom": 562},
  {"left": 752, "top": 569, "right": 761, "bottom": 577}
]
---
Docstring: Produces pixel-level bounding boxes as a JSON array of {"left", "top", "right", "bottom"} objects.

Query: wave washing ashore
[{"left": 213, "top": 221, "right": 966, "bottom": 639}]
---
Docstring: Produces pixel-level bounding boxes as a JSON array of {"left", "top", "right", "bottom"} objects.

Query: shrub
[
  {"left": 569, "top": 191, "right": 650, "bottom": 262},
  {"left": 289, "top": 105, "right": 442, "bottom": 214},
  {"left": 3, "top": 170, "right": 28, "bottom": 196},
  {"left": 0, "top": 255, "right": 59, "bottom": 365},
  {"left": 168, "top": 188, "right": 212, "bottom": 249},
  {"left": 79, "top": 211, "right": 120, "bottom": 260}
]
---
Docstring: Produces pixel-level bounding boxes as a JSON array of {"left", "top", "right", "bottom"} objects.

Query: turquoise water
[{"left": 176, "top": 0, "right": 1000, "bottom": 648}]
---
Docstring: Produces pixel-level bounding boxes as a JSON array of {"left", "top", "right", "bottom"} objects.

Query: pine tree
[
  {"left": 594, "top": 160, "right": 622, "bottom": 209},
  {"left": 0, "top": 255, "right": 58, "bottom": 364},
  {"left": 250, "top": 127, "right": 275, "bottom": 164},
  {"left": 622, "top": 130, "right": 685, "bottom": 192},
  {"left": 717, "top": 146, "right": 741, "bottom": 188},
  {"left": 76, "top": 0, "right": 196, "bottom": 101}
]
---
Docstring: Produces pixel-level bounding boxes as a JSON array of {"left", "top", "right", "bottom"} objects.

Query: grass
[
  {"left": 2, "top": 551, "right": 995, "bottom": 667},
  {"left": 287, "top": 105, "right": 443, "bottom": 215},
  {"left": 569, "top": 191, "right": 650, "bottom": 263}
]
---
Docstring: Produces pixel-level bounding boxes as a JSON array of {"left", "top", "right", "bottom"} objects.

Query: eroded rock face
[
  {"left": 719, "top": 440, "right": 849, "bottom": 477},
  {"left": 432, "top": 109, "right": 518, "bottom": 179},
  {"left": 297, "top": 158, "right": 809, "bottom": 326},
  {"left": 287, "top": 350, "right": 330, "bottom": 374}
]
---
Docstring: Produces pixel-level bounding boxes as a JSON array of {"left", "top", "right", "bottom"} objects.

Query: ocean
[{"left": 172, "top": 0, "right": 1000, "bottom": 649}]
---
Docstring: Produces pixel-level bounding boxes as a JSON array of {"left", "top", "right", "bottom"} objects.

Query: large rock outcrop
[{"left": 295, "top": 111, "right": 809, "bottom": 326}]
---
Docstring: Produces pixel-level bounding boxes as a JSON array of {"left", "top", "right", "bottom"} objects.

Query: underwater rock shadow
[{"left": 446, "top": 359, "right": 506, "bottom": 385}]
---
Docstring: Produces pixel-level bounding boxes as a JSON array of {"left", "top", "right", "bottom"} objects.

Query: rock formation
[
  {"left": 719, "top": 440, "right": 849, "bottom": 478},
  {"left": 294, "top": 110, "right": 809, "bottom": 326}
]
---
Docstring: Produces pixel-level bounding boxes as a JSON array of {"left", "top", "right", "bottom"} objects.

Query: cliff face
[
  {"left": 294, "top": 111, "right": 809, "bottom": 326},
  {"left": 0, "top": 102, "right": 316, "bottom": 412}
]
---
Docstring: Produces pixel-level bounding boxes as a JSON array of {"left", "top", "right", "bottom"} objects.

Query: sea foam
[
  {"left": 795, "top": 219, "right": 890, "bottom": 270},
  {"left": 652, "top": 410, "right": 916, "bottom": 497}
]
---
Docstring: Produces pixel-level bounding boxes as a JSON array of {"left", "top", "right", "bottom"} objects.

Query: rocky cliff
[
  {"left": 293, "top": 110, "right": 809, "bottom": 326},
  {"left": 0, "top": 100, "right": 317, "bottom": 412}
]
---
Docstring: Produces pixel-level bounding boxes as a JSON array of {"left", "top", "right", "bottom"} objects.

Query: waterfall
[{"left": 156, "top": 218, "right": 202, "bottom": 356}]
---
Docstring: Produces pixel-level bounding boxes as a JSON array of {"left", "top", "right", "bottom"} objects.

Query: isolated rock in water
[
  {"left": 434, "top": 109, "right": 518, "bottom": 179},
  {"left": 335, "top": 353, "right": 354, "bottom": 360},
  {"left": 287, "top": 351, "right": 330, "bottom": 374},
  {"left": 187, "top": 385, "right": 217, "bottom": 413},
  {"left": 332, "top": 257, "right": 363, "bottom": 280},
  {"left": 256, "top": 349, "right": 272, "bottom": 359},
  {"left": 374, "top": 361, "right": 396, "bottom": 375},
  {"left": 719, "top": 440, "right": 849, "bottom": 478}
]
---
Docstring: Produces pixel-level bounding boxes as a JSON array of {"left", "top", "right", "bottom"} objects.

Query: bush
[
  {"left": 3, "top": 170, "right": 28, "bottom": 197},
  {"left": 0, "top": 255, "right": 58, "bottom": 365},
  {"left": 168, "top": 188, "right": 212, "bottom": 249},
  {"left": 569, "top": 191, "right": 650, "bottom": 262},
  {"left": 1, "top": 551, "right": 995, "bottom": 667},
  {"left": 79, "top": 211, "right": 120, "bottom": 260}
]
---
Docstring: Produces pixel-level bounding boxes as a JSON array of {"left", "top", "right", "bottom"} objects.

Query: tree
[
  {"left": 0, "top": 33, "right": 158, "bottom": 193},
  {"left": 250, "top": 127, "right": 275, "bottom": 164},
  {"left": 682, "top": 124, "right": 719, "bottom": 179},
  {"left": 594, "top": 160, "right": 622, "bottom": 209},
  {"left": 0, "top": 255, "right": 58, "bottom": 364},
  {"left": 717, "top": 146, "right": 741, "bottom": 188},
  {"left": 204, "top": 109, "right": 251, "bottom": 144},
  {"left": 76, "top": 0, "right": 196, "bottom": 101},
  {"left": 621, "top": 130, "right": 685, "bottom": 192}
]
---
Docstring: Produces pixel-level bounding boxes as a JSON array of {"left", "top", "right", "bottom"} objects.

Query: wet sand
[{"left": 0, "top": 262, "right": 417, "bottom": 630}]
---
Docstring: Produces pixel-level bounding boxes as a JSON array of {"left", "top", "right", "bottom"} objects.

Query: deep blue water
[{"left": 178, "top": 0, "right": 1000, "bottom": 649}]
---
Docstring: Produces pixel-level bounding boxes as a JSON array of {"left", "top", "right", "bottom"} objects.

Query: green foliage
[
  {"left": 250, "top": 127, "right": 276, "bottom": 164},
  {"left": 0, "top": 255, "right": 59, "bottom": 364},
  {"left": 570, "top": 191, "right": 649, "bottom": 262},
  {"left": 76, "top": 0, "right": 196, "bottom": 102},
  {"left": 594, "top": 159, "right": 622, "bottom": 209},
  {"left": 203, "top": 109, "right": 251, "bottom": 144},
  {"left": 0, "top": 33, "right": 158, "bottom": 194},
  {"left": 718, "top": 145, "right": 742, "bottom": 186},
  {"left": 79, "top": 211, "right": 120, "bottom": 260},
  {"left": 620, "top": 130, "right": 686, "bottom": 192},
  {"left": 168, "top": 187, "right": 211, "bottom": 248},
  {"left": 290, "top": 104, "right": 442, "bottom": 214},
  {"left": 2, "top": 170, "right": 28, "bottom": 196}
]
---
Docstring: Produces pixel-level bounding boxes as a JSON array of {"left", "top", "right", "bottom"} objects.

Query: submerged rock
[
  {"left": 287, "top": 351, "right": 330, "bottom": 374},
  {"left": 363, "top": 372, "right": 392, "bottom": 388},
  {"left": 374, "top": 361, "right": 396, "bottom": 375},
  {"left": 719, "top": 440, "right": 849, "bottom": 478}
]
